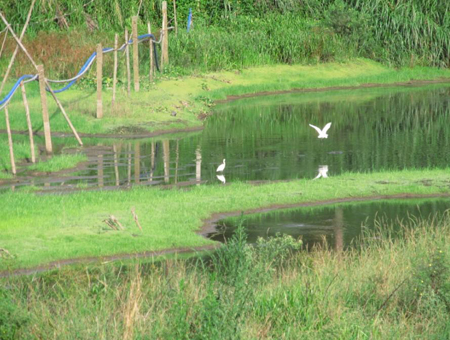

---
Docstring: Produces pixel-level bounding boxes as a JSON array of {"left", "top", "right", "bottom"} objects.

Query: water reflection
[
  {"left": 313, "top": 165, "right": 329, "bottom": 180},
  {"left": 216, "top": 174, "right": 226, "bottom": 184},
  {"left": 4, "top": 86, "right": 450, "bottom": 192},
  {"left": 208, "top": 198, "right": 450, "bottom": 251}
]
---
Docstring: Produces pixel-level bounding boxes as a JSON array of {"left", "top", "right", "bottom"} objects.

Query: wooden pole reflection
[
  {"left": 163, "top": 140, "right": 170, "bottom": 183},
  {"left": 127, "top": 143, "right": 132, "bottom": 186},
  {"left": 149, "top": 142, "right": 155, "bottom": 183},
  {"left": 134, "top": 142, "right": 140, "bottom": 184},
  {"left": 334, "top": 207, "right": 344, "bottom": 252},
  {"left": 195, "top": 147, "right": 201, "bottom": 186},
  {"left": 113, "top": 144, "right": 120, "bottom": 186},
  {"left": 98, "top": 154, "right": 104, "bottom": 188},
  {"left": 175, "top": 140, "right": 179, "bottom": 184}
]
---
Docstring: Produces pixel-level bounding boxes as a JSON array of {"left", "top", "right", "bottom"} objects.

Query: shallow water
[
  {"left": 207, "top": 198, "right": 450, "bottom": 250},
  {"left": 3, "top": 85, "right": 450, "bottom": 192}
]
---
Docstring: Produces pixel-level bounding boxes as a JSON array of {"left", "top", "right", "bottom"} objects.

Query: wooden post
[
  {"left": 96, "top": 43, "right": 103, "bottom": 119},
  {"left": 175, "top": 139, "right": 179, "bottom": 184},
  {"left": 132, "top": 16, "right": 140, "bottom": 92},
  {"left": 4, "top": 107, "right": 16, "bottom": 175},
  {"left": 127, "top": 143, "right": 132, "bottom": 186},
  {"left": 173, "top": 0, "right": 178, "bottom": 35},
  {"left": 161, "top": 1, "right": 169, "bottom": 68},
  {"left": 147, "top": 22, "right": 154, "bottom": 82},
  {"left": 125, "top": 28, "right": 131, "bottom": 97},
  {"left": 112, "top": 33, "right": 118, "bottom": 108},
  {"left": 20, "top": 81, "right": 35, "bottom": 163},
  {"left": 134, "top": 142, "right": 140, "bottom": 184},
  {"left": 37, "top": 64, "right": 52, "bottom": 154}
]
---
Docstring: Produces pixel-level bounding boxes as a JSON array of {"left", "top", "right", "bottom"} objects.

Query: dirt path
[{"left": 2, "top": 192, "right": 449, "bottom": 278}]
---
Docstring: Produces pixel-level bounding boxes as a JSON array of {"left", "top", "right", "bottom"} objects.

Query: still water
[
  {"left": 4, "top": 85, "right": 450, "bottom": 191},
  {"left": 207, "top": 198, "right": 450, "bottom": 250}
]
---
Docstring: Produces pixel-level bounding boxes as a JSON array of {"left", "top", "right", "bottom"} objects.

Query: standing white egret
[
  {"left": 309, "top": 122, "right": 332, "bottom": 138},
  {"left": 313, "top": 165, "right": 329, "bottom": 180},
  {"left": 216, "top": 159, "right": 226, "bottom": 172}
]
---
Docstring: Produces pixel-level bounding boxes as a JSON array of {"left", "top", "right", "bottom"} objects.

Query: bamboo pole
[
  {"left": 0, "top": 0, "right": 36, "bottom": 95},
  {"left": 96, "top": 43, "right": 103, "bottom": 119},
  {"left": 132, "top": 16, "right": 140, "bottom": 92},
  {"left": 161, "top": 1, "right": 169, "bottom": 68},
  {"left": 4, "top": 106, "right": 16, "bottom": 175},
  {"left": 20, "top": 81, "right": 35, "bottom": 163},
  {"left": 0, "top": 13, "right": 83, "bottom": 146},
  {"left": 147, "top": 22, "right": 154, "bottom": 82},
  {"left": 0, "top": 30, "right": 7, "bottom": 59},
  {"left": 125, "top": 28, "right": 131, "bottom": 97},
  {"left": 37, "top": 64, "right": 52, "bottom": 153},
  {"left": 112, "top": 33, "right": 118, "bottom": 108},
  {"left": 173, "top": 0, "right": 178, "bottom": 35}
]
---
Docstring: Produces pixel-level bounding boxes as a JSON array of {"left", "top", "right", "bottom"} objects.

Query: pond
[
  {"left": 3, "top": 84, "right": 450, "bottom": 192},
  {"left": 206, "top": 198, "right": 450, "bottom": 251}
]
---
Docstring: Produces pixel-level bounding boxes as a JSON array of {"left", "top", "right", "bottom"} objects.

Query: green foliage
[{"left": 0, "top": 290, "right": 29, "bottom": 340}]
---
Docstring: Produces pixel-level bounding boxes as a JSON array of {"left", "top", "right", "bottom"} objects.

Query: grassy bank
[
  {"left": 0, "top": 168, "right": 449, "bottom": 271},
  {"left": 1, "top": 216, "right": 450, "bottom": 338}
]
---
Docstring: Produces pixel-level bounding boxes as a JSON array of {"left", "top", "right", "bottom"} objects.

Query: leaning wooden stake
[
  {"left": 0, "top": 0, "right": 36, "bottom": 95},
  {"left": 131, "top": 207, "right": 143, "bottom": 231},
  {"left": 0, "top": 13, "right": 83, "bottom": 146},
  {"left": 147, "top": 22, "right": 154, "bottom": 81},
  {"left": 4, "top": 106, "right": 16, "bottom": 175},
  {"left": 173, "top": 0, "right": 178, "bottom": 35},
  {"left": 125, "top": 28, "right": 131, "bottom": 97},
  {"left": 37, "top": 65, "right": 52, "bottom": 153},
  {"left": 161, "top": 1, "right": 169, "bottom": 68},
  {"left": 20, "top": 81, "right": 35, "bottom": 163},
  {"left": 132, "top": 16, "right": 140, "bottom": 92},
  {"left": 112, "top": 33, "right": 118, "bottom": 108},
  {"left": 96, "top": 43, "right": 103, "bottom": 119}
]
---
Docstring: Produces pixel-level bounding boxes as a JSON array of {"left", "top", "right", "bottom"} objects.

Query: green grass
[
  {"left": 27, "top": 153, "right": 87, "bottom": 173},
  {"left": 0, "top": 168, "right": 450, "bottom": 271},
  {"left": 1, "top": 215, "right": 450, "bottom": 338}
]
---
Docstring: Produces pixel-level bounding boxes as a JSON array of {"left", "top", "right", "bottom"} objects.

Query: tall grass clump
[{"left": 2, "top": 213, "right": 450, "bottom": 338}]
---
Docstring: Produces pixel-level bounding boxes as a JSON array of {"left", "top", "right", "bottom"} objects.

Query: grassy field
[
  {"left": 0, "top": 168, "right": 450, "bottom": 272},
  {"left": 1, "top": 215, "right": 450, "bottom": 339}
]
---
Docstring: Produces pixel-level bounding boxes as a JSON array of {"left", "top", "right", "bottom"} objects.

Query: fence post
[
  {"left": 20, "top": 81, "right": 35, "bottom": 163},
  {"left": 125, "top": 28, "right": 131, "bottom": 97},
  {"left": 132, "top": 16, "right": 140, "bottom": 92},
  {"left": 148, "top": 22, "right": 154, "bottom": 82},
  {"left": 173, "top": 0, "right": 178, "bottom": 35},
  {"left": 96, "top": 43, "right": 103, "bottom": 119},
  {"left": 112, "top": 33, "right": 118, "bottom": 108},
  {"left": 37, "top": 64, "right": 52, "bottom": 154},
  {"left": 4, "top": 106, "right": 16, "bottom": 175},
  {"left": 134, "top": 142, "right": 140, "bottom": 184},
  {"left": 162, "top": 1, "right": 169, "bottom": 68}
]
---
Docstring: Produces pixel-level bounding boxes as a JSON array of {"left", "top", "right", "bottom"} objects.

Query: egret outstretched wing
[
  {"left": 309, "top": 124, "right": 322, "bottom": 135},
  {"left": 322, "top": 122, "right": 332, "bottom": 133}
]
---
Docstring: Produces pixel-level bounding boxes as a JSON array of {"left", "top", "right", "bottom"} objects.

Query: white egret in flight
[{"left": 309, "top": 122, "right": 332, "bottom": 138}]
